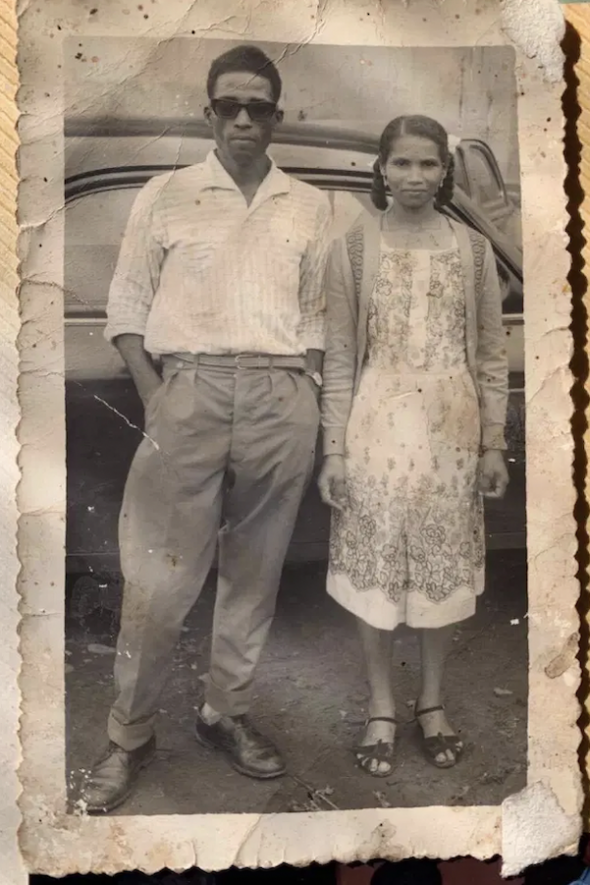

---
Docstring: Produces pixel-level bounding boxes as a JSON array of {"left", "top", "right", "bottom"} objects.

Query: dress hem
[{"left": 326, "top": 578, "right": 478, "bottom": 632}]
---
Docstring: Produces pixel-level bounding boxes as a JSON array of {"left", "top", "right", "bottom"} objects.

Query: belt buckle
[{"left": 235, "top": 353, "right": 267, "bottom": 369}]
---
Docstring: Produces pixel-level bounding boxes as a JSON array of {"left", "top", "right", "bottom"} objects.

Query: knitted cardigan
[{"left": 320, "top": 211, "right": 509, "bottom": 456}]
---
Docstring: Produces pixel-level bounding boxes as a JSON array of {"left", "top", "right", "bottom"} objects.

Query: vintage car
[{"left": 64, "top": 118, "right": 525, "bottom": 593}]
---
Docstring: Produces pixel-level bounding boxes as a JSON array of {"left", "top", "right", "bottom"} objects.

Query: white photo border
[{"left": 15, "top": 0, "right": 581, "bottom": 878}]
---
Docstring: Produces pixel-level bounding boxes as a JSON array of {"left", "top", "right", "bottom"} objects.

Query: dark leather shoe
[
  {"left": 80, "top": 736, "right": 156, "bottom": 814},
  {"left": 195, "top": 712, "right": 286, "bottom": 779}
]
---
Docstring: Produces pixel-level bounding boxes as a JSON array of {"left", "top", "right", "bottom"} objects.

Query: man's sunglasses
[{"left": 210, "top": 98, "right": 278, "bottom": 122}]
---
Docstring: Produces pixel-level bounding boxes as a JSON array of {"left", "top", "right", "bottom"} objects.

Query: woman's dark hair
[
  {"left": 371, "top": 114, "right": 455, "bottom": 211},
  {"left": 206, "top": 45, "right": 282, "bottom": 103}
]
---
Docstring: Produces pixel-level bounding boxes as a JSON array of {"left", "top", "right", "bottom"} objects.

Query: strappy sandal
[
  {"left": 415, "top": 705, "right": 464, "bottom": 770},
  {"left": 353, "top": 716, "right": 397, "bottom": 778}
]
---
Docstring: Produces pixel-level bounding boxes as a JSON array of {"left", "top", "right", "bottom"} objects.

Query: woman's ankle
[
  {"left": 367, "top": 700, "right": 396, "bottom": 719},
  {"left": 416, "top": 693, "right": 443, "bottom": 712}
]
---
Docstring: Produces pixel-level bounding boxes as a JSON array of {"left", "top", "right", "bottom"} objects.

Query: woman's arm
[
  {"left": 475, "top": 240, "right": 509, "bottom": 451},
  {"left": 320, "top": 235, "right": 359, "bottom": 456}
]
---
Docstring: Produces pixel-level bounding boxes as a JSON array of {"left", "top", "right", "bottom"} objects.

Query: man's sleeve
[
  {"left": 297, "top": 194, "right": 333, "bottom": 352},
  {"left": 104, "top": 179, "right": 165, "bottom": 345}
]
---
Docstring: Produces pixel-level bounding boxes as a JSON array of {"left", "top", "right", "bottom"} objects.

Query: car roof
[{"left": 64, "top": 116, "right": 382, "bottom": 154}]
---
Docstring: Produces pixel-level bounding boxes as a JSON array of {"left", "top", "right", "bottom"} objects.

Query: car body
[{"left": 64, "top": 118, "right": 525, "bottom": 580}]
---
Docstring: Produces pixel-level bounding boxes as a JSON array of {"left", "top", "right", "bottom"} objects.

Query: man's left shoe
[{"left": 195, "top": 710, "right": 286, "bottom": 779}]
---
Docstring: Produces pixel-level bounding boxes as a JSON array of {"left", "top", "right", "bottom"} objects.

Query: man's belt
[{"left": 162, "top": 352, "right": 307, "bottom": 371}]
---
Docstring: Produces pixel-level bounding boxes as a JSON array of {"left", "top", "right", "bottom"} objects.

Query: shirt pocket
[
  {"left": 264, "top": 210, "right": 308, "bottom": 269},
  {"left": 164, "top": 203, "right": 228, "bottom": 276}
]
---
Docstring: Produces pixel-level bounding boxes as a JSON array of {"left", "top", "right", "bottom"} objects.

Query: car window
[
  {"left": 65, "top": 187, "right": 139, "bottom": 314},
  {"left": 452, "top": 151, "right": 468, "bottom": 195},
  {"left": 464, "top": 146, "right": 505, "bottom": 209}
]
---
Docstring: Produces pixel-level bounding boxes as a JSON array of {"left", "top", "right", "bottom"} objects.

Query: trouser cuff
[
  {"left": 204, "top": 677, "right": 253, "bottom": 717},
  {"left": 107, "top": 710, "right": 156, "bottom": 752}
]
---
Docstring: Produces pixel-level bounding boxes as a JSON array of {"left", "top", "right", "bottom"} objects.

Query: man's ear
[
  {"left": 204, "top": 106, "right": 213, "bottom": 128},
  {"left": 274, "top": 108, "right": 284, "bottom": 125}
]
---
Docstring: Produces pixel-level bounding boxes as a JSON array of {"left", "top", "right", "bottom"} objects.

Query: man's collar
[{"left": 196, "top": 149, "right": 291, "bottom": 198}]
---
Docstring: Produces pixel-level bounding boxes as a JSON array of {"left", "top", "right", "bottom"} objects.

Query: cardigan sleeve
[
  {"left": 476, "top": 240, "right": 509, "bottom": 450},
  {"left": 320, "top": 236, "right": 359, "bottom": 456}
]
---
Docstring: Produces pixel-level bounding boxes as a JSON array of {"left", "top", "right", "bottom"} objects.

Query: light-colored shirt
[{"left": 104, "top": 151, "right": 332, "bottom": 356}]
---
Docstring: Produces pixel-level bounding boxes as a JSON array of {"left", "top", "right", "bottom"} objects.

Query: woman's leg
[
  {"left": 356, "top": 619, "right": 396, "bottom": 774},
  {"left": 417, "top": 624, "right": 462, "bottom": 766}
]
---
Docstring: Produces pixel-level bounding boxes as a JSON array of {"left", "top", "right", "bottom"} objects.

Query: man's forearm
[{"left": 114, "top": 333, "right": 162, "bottom": 406}]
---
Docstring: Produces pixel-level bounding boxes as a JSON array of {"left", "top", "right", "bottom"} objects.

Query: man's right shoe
[{"left": 80, "top": 736, "right": 156, "bottom": 814}]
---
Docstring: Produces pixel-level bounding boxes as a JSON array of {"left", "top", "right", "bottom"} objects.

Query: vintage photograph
[
  {"left": 14, "top": 0, "right": 580, "bottom": 875},
  {"left": 62, "top": 38, "right": 526, "bottom": 816}
]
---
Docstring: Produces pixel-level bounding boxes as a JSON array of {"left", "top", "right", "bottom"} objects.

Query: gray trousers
[{"left": 107, "top": 359, "right": 319, "bottom": 750}]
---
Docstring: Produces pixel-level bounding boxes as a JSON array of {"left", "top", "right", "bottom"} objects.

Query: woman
[{"left": 318, "top": 115, "right": 509, "bottom": 776}]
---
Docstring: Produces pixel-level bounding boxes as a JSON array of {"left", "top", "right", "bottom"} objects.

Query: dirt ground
[{"left": 65, "top": 549, "right": 527, "bottom": 815}]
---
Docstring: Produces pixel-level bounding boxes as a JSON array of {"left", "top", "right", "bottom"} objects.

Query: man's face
[{"left": 205, "top": 71, "right": 282, "bottom": 167}]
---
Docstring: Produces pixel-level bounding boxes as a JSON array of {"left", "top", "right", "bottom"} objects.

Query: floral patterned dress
[{"left": 326, "top": 240, "right": 485, "bottom": 630}]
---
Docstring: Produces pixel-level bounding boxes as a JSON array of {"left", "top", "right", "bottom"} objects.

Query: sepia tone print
[
  {"left": 15, "top": 1, "right": 578, "bottom": 875},
  {"left": 61, "top": 39, "right": 526, "bottom": 816}
]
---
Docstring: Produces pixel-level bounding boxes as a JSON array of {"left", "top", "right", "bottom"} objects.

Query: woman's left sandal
[
  {"left": 415, "top": 706, "right": 464, "bottom": 770},
  {"left": 353, "top": 716, "right": 397, "bottom": 778}
]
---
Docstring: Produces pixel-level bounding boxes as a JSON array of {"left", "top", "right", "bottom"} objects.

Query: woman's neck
[{"left": 386, "top": 202, "right": 440, "bottom": 227}]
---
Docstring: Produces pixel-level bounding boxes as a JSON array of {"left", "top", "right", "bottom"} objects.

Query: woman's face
[{"left": 380, "top": 134, "right": 446, "bottom": 210}]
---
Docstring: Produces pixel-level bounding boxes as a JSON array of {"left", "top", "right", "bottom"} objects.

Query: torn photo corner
[{"left": 15, "top": 0, "right": 580, "bottom": 879}]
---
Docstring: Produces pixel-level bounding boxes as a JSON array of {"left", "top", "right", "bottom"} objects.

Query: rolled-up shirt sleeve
[
  {"left": 104, "top": 179, "right": 164, "bottom": 345},
  {"left": 297, "top": 196, "right": 332, "bottom": 352}
]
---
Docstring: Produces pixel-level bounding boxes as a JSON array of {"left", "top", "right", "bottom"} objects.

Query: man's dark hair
[{"left": 206, "top": 44, "right": 282, "bottom": 103}]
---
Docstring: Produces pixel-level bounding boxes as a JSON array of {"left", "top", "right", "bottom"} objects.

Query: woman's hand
[
  {"left": 318, "top": 455, "right": 347, "bottom": 511},
  {"left": 479, "top": 449, "right": 509, "bottom": 499}
]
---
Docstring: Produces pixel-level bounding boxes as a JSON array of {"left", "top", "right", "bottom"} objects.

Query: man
[{"left": 82, "top": 44, "right": 331, "bottom": 813}]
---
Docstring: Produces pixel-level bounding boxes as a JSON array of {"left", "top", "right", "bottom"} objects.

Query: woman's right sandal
[{"left": 353, "top": 716, "right": 397, "bottom": 778}]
